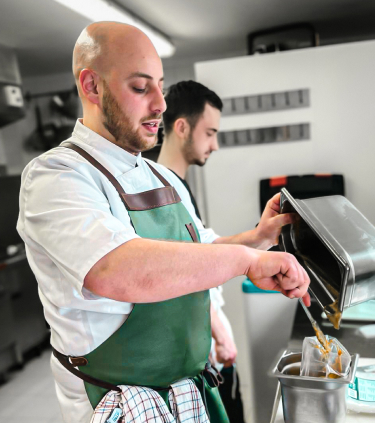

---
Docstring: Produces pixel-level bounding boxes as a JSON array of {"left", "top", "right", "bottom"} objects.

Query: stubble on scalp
[
  {"left": 72, "top": 25, "right": 110, "bottom": 91},
  {"left": 72, "top": 22, "right": 135, "bottom": 95}
]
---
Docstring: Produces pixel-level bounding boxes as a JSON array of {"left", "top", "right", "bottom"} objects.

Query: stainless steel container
[
  {"left": 269, "top": 350, "right": 359, "bottom": 423},
  {"left": 279, "top": 188, "right": 375, "bottom": 323}
]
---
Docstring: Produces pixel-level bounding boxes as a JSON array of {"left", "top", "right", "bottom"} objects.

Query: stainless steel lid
[{"left": 279, "top": 188, "right": 375, "bottom": 316}]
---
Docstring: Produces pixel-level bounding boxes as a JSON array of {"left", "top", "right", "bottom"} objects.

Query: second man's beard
[
  {"left": 182, "top": 132, "right": 207, "bottom": 167},
  {"left": 102, "top": 80, "right": 158, "bottom": 154}
]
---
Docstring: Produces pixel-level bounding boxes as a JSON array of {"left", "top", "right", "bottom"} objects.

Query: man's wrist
[{"left": 251, "top": 226, "right": 275, "bottom": 250}]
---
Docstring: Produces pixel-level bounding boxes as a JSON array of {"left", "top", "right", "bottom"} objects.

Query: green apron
[{"left": 53, "top": 143, "right": 229, "bottom": 422}]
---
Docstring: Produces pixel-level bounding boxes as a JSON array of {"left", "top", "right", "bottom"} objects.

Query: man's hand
[
  {"left": 210, "top": 304, "right": 237, "bottom": 367},
  {"left": 254, "top": 192, "right": 294, "bottom": 250},
  {"left": 213, "top": 192, "right": 294, "bottom": 251},
  {"left": 215, "top": 337, "right": 237, "bottom": 368},
  {"left": 246, "top": 249, "right": 311, "bottom": 306}
]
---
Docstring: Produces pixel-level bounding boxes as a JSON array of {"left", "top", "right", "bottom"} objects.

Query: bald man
[{"left": 17, "top": 22, "right": 310, "bottom": 423}]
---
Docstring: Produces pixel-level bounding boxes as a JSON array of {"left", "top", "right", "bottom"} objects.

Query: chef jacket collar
[{"left": 73, "top": 119, "right": 142, "bottom": 172}]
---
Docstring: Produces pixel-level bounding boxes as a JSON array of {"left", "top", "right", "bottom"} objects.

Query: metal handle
[
  {"left": 269, "top": 381, "right": 281, "bottom": 423},
  {"left": 298, "top": 298, "right": 316, "bottom": 325},
  {"left": 298, "top": 298, "right": 329, "bottom": 351}
]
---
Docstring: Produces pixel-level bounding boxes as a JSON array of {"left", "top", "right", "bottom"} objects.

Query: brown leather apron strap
[
  {"left": 52, "top": 347, "right": 122, "bottom": 393},
  {"left": 62, "top": 142, "right": 180, "bottom": 211},
  {"left": 63, "top": 141, "right": 127, "bottom": 196},
  {"left": 145, "top": 161, "right": 171, "bottom": 187},
  {"left": 185, "top": 223, "right": 199, "bottom": 243},
  {"left": 53, "top": 347, "right": 172, "bottom": 393}
]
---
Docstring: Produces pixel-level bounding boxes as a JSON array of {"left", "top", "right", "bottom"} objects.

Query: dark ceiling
[{"left": 1, "top": 0, "right": 375, "bottom": 77}]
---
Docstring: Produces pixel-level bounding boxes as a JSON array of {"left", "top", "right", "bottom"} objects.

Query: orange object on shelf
[{"left": 270, "top": 176, "right": 287, "bottom": 187}]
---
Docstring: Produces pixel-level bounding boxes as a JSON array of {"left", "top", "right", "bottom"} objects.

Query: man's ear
[
  {"left": 79, "top": 69, "right": 100, "bottom": 105},
  {"left": 174, "top": 118, "right": 190, "bottom": 139}
]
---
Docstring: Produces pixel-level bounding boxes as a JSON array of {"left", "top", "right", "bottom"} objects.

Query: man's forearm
[
  {"left": 211, "top": 304, "right": 237, "bottom": 366},
  {"left": 213, "top": 228, "right": 273, "bottom": 250},
  {"left": 212, "top": 192, "right": 294, "bottom": 250},
  {"left": 84, "top": 238, "right": 251, "bottom": 303},
  {"left": 210, "top": 304, "right": 228, "bottom": 345},
  {"left": 84, "top": 236, "right": 311, "bottom": 306}
]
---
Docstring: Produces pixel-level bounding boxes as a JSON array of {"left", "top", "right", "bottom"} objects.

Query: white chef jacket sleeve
[{"left": 17, "top": 156, "right": 139, "bottom": 302}]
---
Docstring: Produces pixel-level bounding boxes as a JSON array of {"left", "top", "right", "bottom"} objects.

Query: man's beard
[
  {"left": 182, "top": 131, "right": 207, "bottom": 167},
  {"left": 102, "top": 80, "right": 159, "bottom": 154}
]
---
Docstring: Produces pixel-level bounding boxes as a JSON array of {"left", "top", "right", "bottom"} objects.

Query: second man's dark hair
[{"left": 163, "top": 80, "right": 223, "bottom": 136}]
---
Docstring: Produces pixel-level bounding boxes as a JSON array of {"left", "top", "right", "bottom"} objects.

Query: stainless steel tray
[{"left": 279, "top": 188, "right": 375, "bottom": 313}]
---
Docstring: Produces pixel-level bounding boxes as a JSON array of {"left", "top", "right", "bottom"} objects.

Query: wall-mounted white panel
[
  {"left": 195, "top": 40, "right": 375, "bottom": 226},
  {"left": 195, "top": 40, "right": 375, "bottom": 423}
]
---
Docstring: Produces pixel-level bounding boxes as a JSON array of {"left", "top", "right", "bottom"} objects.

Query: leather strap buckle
[{"left": 69, "top": 356, "right": 88, "bottom": 367}]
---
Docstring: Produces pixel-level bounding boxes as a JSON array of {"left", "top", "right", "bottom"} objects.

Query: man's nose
[
  {"left": 151, "top": 87, "right": 167, "bottom": 115},
  {"left": 212, "top": 135, "right": 219, "bottom": 151}
]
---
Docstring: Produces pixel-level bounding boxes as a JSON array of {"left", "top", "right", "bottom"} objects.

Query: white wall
[
  {"left": 195, "top": 40, "right": 375, "bottom": 227},
  {"left": 162, "top": 49, "right": 246, "bottom": 88},
  {"left": 195, "top": 40, "right": 375, "bottom": 422}
]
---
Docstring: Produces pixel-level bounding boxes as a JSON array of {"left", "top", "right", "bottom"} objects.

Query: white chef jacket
[
  {"left": 210, "top": 286, "right": 235, "bottom": 372},
  {"left": 17, "top": 119, "right": 219, "bottom": 423}
]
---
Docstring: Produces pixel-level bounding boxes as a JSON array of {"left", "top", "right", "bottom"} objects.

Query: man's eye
[{"left": 133, "top": 87, "right": 146, "bottom": 93}]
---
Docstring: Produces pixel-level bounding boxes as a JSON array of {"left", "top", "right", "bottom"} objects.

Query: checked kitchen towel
[{"left": 90, "top": 378, "right": 209, "bottom": 423}]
